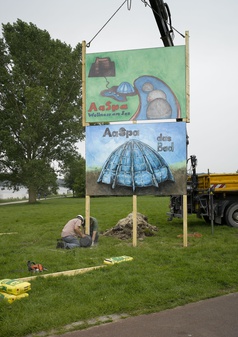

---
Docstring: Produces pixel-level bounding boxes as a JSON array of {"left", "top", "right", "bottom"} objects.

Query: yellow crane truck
[{"left": 167, "top": 155, "right": 238, "bottom": 228}]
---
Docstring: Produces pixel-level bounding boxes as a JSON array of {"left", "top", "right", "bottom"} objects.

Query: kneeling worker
[
  {"left": 89, "top": 216, "right": 99, "bottom": 246},
  {"left": 61, "top": 215, "right": 86, "bottom": 249}
]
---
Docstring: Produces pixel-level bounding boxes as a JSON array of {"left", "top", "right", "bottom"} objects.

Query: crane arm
[{"left": 148, "top": 0, "right": 174, "bottom": 47}]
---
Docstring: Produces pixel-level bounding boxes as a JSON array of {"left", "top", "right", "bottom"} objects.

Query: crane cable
[
  {"left": 127, "top": 0, "right": 132, "bottom": 10},
  {"left": 141, "top": 0, "right": 185, "bottom": 39},
  {"left": 86, "top": 0, "right": 131, "bottom": 48},
  {"left": 86, "top": 0, "right": 184, "bottom": 48}
]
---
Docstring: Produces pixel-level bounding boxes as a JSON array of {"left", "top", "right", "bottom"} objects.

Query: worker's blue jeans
[{"left": 62, "top": 235, "right": 80, "bottom": 249}]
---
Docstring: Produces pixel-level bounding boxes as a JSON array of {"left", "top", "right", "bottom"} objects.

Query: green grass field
[{"left": 0, "top": 196, "right": 238, "bottom": 337}]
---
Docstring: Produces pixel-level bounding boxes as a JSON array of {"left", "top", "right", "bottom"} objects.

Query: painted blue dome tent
[
  {"left": 116, "top": 81, "right": 135, "bottom": 94},
  {"left": 97, "top": 139, "right": 174, "bottom": 191}
]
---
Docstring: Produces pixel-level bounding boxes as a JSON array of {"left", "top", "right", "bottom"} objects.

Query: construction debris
[{"left": 103, "top": 212, "right": 158, "bottom": 240}]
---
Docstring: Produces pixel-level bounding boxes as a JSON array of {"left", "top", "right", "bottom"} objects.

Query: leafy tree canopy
[
  {"left": 62, "top": 154, "right": 86, "bottom": 198},
  {"left": 0, "top": 20, "right": 84, "bottom": 202}
]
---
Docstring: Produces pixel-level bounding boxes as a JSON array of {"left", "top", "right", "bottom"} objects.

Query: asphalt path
[
  {"left": 0, "top": 196, "right": 64, "bottom": 206},
  {"left": 0, "top": 200, "right": 29, "bottom": 205},
  {"left": 52, "top": 292, "right": 238, "bottom": 337}
]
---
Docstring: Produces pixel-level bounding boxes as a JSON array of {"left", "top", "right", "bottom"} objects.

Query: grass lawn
[{"left": 0, "top": 196, "right": 238, "bottom": 337}]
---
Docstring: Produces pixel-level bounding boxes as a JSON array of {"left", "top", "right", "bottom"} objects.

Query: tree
[
  {"left": 63, "top": 154, "right": 86, "bottom": 197},
  {"left": 0, "top": 20, "right": 84, "bottom": 203}
]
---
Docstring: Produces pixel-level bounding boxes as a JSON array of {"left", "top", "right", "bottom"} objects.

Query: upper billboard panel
[{"left": 85, "top": 46, "right": 187, "bottom": 123}]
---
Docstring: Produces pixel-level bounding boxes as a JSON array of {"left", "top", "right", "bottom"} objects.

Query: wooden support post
[
  {"left": 133, "top": 195, "right": 137, "bottom": 247},
  {"left": 185, "top": 31, "right": 190, "bottom": 123},
  {"left": 82, "top": 40, "right": 86, "bottom": 127},
  {"left": 85, "top": 195, "right": 90, "bottom": 235},
  {"left": 183, "top": 194, "right": 188, "bottom": 247}
]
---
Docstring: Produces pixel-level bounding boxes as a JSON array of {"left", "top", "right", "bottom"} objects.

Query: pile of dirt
[{"left": 103, "top": 212, "right": 158, "bottom": 240}]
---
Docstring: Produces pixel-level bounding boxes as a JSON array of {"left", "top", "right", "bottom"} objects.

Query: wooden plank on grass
[{"left": 17, "top": 265, "right": 105, "bottom": 281}]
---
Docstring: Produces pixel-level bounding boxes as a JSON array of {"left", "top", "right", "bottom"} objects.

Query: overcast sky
[{"left": 1, "top": 0, "right": 238, "bottom": 173}]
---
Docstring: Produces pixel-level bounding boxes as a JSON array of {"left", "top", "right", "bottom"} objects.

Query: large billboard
[
  {"left": 85, "top": 46, "right": 187, "bottom": 124},
  {"left": 86, "top": 122, "right": 187, "bottom": 196}
]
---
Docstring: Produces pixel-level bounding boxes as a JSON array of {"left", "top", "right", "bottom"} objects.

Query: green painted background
[{"left": 85, "top": 45, "right": 186, "bottom": 123}]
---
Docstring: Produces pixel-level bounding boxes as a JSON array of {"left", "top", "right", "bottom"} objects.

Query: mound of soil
[{"left": 103, "top": 212, "right": 158, "bottom": 240}]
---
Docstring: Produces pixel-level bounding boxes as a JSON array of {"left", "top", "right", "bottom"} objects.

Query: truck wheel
[
  {"left": 202, "top": 215, "right": 210, "bottom": 224},
  {"left": 225, "top": 203, "right": 238, "bottom": 228}
]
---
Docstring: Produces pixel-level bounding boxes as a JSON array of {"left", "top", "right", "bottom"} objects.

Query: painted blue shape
[
  {"left": 133, "top": 75, "right": 180, "bottom": 120},
  {"left": 97, "top": 139, "right": 174, "bottom": 191}
]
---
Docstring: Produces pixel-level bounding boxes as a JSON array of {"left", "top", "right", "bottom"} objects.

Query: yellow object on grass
[
  {"left": 0, "top": 291, "right": 29, "bottom": 304},
  {"left": 0, "top": 279, "right": 31, "bottom": 295},
  {"left": 104, "top": 256, "right": 133, "bottom": 265}
]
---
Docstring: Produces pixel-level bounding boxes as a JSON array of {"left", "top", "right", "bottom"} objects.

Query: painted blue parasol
[{"left": 97, "top": 139, "right": 174, "bottom": 191}]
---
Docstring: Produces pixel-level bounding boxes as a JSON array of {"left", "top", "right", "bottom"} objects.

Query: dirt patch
[
  {"left": 177, "top": 232, "right": 202, "bottom": 238},
  {"left": 103, "top": 212, "right": 158, "bottom": 240}
]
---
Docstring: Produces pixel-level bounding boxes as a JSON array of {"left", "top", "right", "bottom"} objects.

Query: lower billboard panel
[{"left": 86, "top": 122, "right": 187, "bottom": 196}]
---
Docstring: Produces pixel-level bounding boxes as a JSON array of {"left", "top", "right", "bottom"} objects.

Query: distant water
[{"left": 0, "top": 186, "right": 70, "bottom": 199}]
